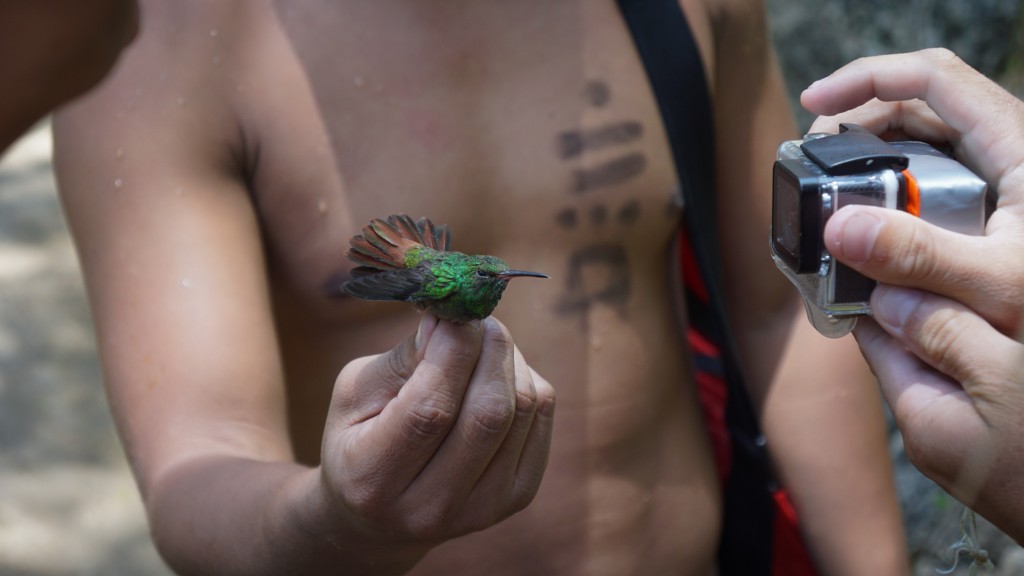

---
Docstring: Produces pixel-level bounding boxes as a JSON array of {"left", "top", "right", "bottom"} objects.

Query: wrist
[
  {"left": 276, "top": 465, "right": 431, "bottom": 574},
  {"left": 147, "top": 455, "right": 429, "bottom": 576}
]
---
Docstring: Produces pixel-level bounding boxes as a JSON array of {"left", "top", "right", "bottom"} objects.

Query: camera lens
[
  {"left": 774, "top": 178, "right": 800, "bottom": 258},
  {"left": 772, "top": 160, "right": 822, "bottom": 274}
]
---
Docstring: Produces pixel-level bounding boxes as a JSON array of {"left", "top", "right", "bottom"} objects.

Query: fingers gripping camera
[{"left": 770, "top": 124, "right": 988, "bottom": 338}]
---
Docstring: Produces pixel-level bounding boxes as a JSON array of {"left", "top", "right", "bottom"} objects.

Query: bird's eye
[{"left": 475, "top": 269, "right": 490, "bottom": 278}]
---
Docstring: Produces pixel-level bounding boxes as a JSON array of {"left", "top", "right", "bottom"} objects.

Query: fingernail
[
  {"left": 415, "top": 313, "right": 439, "bottom": 350},
  {"left": 834, "top": 209, "right": 883, "bottom": 263},
  {"left": 872, "top": 285, "right": 921, "bottom": 331}
]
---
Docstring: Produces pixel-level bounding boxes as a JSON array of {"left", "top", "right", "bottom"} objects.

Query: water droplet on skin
[
  {"left": 176, "top": 97, "right": 187, "bottom": 108},
  {"left": 317, "top": 199, "right": 328, "bottom": 214},
  {"left": 114, "top": 178, "right": 124, "bottom": 188},
  {"left": 353, "top": 76, "right": 364, "bottom": 88},
  {"left": 181, "top": 278, "right": 193, "bottom": 288},
  {"left": 115, "top": 148, "right": 124, "bottom": 161},
  {"left": 210, "top": 28, "right": 219, "bottom": 37},
  {"left": 591, "top": 334, "right": 603, "bottom": 349}
]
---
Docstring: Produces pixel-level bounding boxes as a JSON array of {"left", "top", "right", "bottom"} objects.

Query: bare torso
[{"left": 170, "top": 1, "right": 720, "bottom": 573}]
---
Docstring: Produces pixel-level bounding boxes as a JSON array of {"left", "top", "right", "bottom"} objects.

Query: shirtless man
[{"left": 54, "top": 0, "right": 907, "bottom": 574}]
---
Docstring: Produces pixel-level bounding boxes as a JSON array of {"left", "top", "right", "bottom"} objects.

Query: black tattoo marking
[
  {"left": 556, "top": 243, "right": 631, "bottom": 325},
  {"left": 572, "top": 153, "right": 647, "bottom": 194},
  {"left": 553, "top": 200, "right": 644, "bottom": 328},
  {"left": 584, "top": 80, "right": 611, "bottom": 108},
  {"left": 555, "top": 200, "right": 643, "bottom": 230},
  {"left": 618, "top": 199, "right": 641, "bottom": 225},
  {"left": 558, "top": 121, "right": 644, "bottom": 159},
  {"left": 556, "top": 207, "right": 578, "bottom": 229},
  {"left": 549, "top": 79, "right": 651, "bottom": 326}
]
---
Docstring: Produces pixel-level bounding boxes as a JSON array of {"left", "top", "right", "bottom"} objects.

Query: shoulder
[{"left": 54, "top": 0, "right": 278, "bottom": 178}]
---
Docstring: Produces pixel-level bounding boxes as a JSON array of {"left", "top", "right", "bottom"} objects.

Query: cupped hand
[{"left": 319, "top": 313, "right": 555, "bottom": 545}]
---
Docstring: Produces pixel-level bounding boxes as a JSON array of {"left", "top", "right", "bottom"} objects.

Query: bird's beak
[{"left": 498, "top": 270, "right": 549, "bottom": 279}]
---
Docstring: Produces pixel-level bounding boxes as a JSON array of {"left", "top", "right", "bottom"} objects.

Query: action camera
[{"left": 770, "top": 124, "right": 988, "bottom": 337}]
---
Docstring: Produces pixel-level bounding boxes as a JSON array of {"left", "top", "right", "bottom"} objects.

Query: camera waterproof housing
[{"left": 770, "top": 124, "right": 988, "bottom": 337}]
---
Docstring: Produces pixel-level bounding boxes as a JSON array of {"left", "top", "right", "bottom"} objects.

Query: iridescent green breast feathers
[{"left": 337, "top": 214, "right": 548, "bottom": 322}]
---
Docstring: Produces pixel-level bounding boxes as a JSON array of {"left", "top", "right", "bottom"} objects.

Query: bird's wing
[
  {"left": 339, "top": 267, "right": 427, "bottom": 302},
  {"left": 415, "top": 216, "right": 452, "bottom": 251},
  {"left": 347, "top": 215, "right": 427, "bottom": 270}
]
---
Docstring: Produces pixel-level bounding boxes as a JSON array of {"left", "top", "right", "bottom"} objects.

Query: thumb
[
  {"left": 331, "top": 313, "right": 439, "bottom": 422},
  {"left": 823, "top": 205, "right": 992, "bottom": 319}
]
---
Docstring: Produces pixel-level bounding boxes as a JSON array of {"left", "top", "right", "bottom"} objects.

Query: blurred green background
[{"left": 0, "top": 1, "right": 1022, "bottom": 574}]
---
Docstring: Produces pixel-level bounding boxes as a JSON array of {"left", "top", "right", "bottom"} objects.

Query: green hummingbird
[{"left": 338, "top": 214, "right": 548, "bottom": 323}]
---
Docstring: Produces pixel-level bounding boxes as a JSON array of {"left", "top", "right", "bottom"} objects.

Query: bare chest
[{"left": 248, "top": 1, "right": 697, "bottom": 319}]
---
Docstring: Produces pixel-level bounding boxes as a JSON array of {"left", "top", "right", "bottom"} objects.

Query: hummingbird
[{"left": 336, "top": 214, "right": 548, "bottom": 323}]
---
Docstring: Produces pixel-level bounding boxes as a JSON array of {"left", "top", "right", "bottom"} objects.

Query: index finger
[
  {"left": 801, "top": 49, "right": 1024, "bottom": 198},
  {"left": 801, "top": 49, "right": 1002, "bottom": 133}
]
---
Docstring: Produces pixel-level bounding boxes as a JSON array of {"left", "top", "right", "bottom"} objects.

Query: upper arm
[
  {"left": 53, "top": 0, "right": 291, "bottom": 491},
  {"left": 706, "top": 0, "right": 801, "bottom": 394}
]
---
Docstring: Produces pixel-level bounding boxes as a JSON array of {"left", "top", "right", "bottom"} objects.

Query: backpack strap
[{"left": 614, "top": 1, "right": 809, "bottom": 573}]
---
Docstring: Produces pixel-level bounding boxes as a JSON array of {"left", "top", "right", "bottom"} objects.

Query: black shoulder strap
[{"left": 615, "top": 1, "right": 778, "bottom": 573}]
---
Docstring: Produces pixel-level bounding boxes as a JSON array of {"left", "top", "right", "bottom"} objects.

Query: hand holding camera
[
  {"left": 771, "top": 123, "right": 988, "bottom": 337},
  {"left": 797, "top": 48, "right": 1024, "bottom": 542}
]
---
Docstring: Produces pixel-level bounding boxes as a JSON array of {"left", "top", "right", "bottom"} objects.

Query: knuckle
[
  {"left": 403, "top": 395, "right": 459, "bottom": 441},
  {"left": 893, "top": 223, "right": 941, "bottom": 282},
  {"left": 331, "top": 357, "right": 376, "bottom": 411},
  {"left": 970, "top": 363, "right": 1007, "bottom": 392},
  {"left": 912, "top": 305, "right": 970, "bottom": 373},
  {"left": 465, "top": 394, "right": 516, "bottom": 441},
  {"left": 1000, "top": 266, "right": 1024, "bottom": 329},
  {"left": 921, "top": 47, "right": 959, "bottom": 66},
  {"left": 513, "top": 382, "right": 538, "bottom": 417},
  {"left": 335, "top": 356, "right": 373, "bottom": 388},
  {"left": 510, "top": 477, "right": 543, "bottom": 515},
  {"left": 387, "top": 343, "right": 412, "bottom": 380},
  {"left": 533, "top": 379, "right": 557, "bottom": 418}
]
